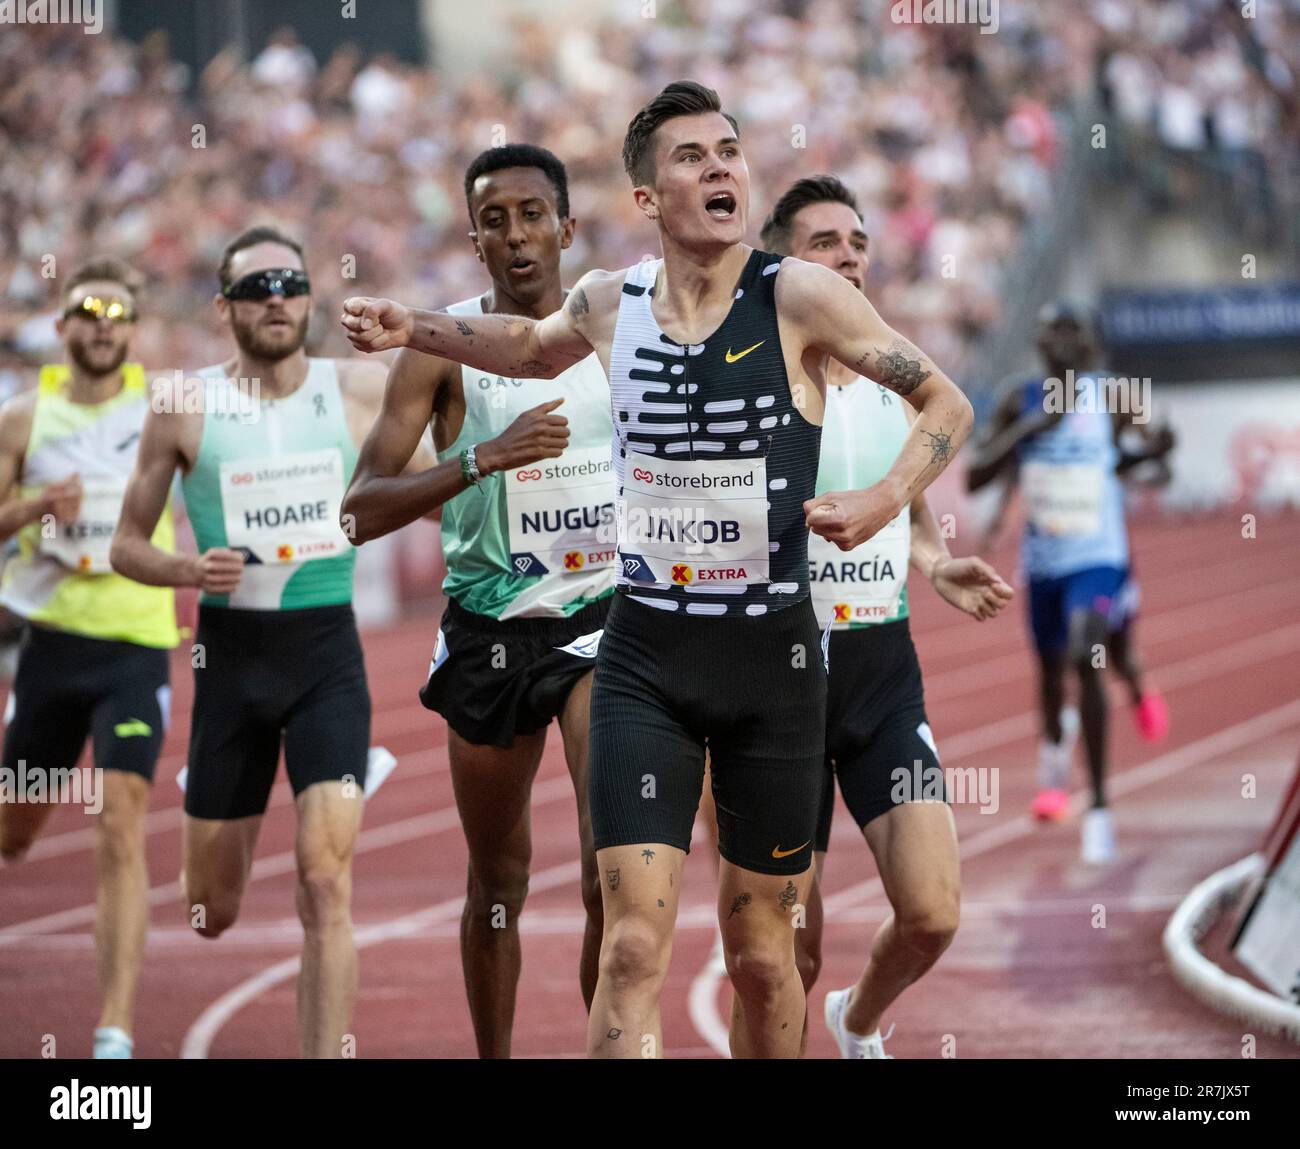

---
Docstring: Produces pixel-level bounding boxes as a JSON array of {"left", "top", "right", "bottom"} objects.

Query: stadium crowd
[{"left": 1, "top": 0, "right": 1297, "bottom": 401}]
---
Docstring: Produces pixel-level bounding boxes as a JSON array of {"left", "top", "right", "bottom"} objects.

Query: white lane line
[
  {"left": 179, "top": 858, "right": 582, "bottom": 1059},
  {"left": 688, "top": 700, "right": 1300, "bottom": 1057}
]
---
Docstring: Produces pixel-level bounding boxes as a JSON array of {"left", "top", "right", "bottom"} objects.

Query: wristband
[{"left": 460, "top": 444, "right": 484, "bottom": 487}]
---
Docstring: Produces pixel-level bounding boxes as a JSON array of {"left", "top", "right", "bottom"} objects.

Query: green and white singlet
[
  {"left": 0, "top": 363, "right": 179, "bottom": 648},
  {"left": 808, "top": 376, "right": 911, "bottom": 630},
  {"left": 181, "top": 359, "right": 357, "bottom": 610},
  {"left": 438, "top": 295, "right": 616, "bottom": 621}
]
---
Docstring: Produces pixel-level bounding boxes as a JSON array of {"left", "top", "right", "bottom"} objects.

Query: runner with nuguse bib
[
  {"left": 759, "top": 176, "right": 1013, "bottom": 1059},
  {"left": 341, "top": 146, "right": 614, "bottom": 1059},
  {"left": 967, "top": 301, "right": 1175, "bottom": 866},
  {"left": 112, "top": 226, "right": 434, "bottom": 1058},
  {"left": 341, "top": 81, "right": 974, "bottom": 1059},
  {"left": 0, "top": 258, "right": 179, "bottom": 1060}
]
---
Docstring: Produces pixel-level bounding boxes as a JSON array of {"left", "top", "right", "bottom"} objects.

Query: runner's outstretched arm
[
  {"left": 780, "top": 260, "right": 974, "bottom": 550},
  {"left": 340, "top": 271, "right": 609, "bottom": 379},
  {"left": 341, "top": 350, "right": 571, "bottom": 544}
]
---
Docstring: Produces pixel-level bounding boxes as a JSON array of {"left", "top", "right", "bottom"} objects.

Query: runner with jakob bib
[
  {"left": 342, "top": 146, "right": 614, "bottom": 1058},
  {"left": 341, "top": 81, "right": 974, "bottom": 1059},
  {"left": 0, "top": 258, "right": 178, "bottom": 1060},
  {"left": 762, "top": 176, "right": 1012, "bottom": 1059},
  {"left": 113, "top": 227, "right": 431, "bottom": 1057}
]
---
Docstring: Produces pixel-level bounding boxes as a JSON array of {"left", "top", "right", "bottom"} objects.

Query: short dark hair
[
  {"left": 760, "top": 175, "right": 861, "bottom": 254},
  {"left": 622, "top": 80, "right": 739, "bottom": 187},
  {"left": 463, "top": 144, "right": 570, "bottom": 224},
  {"left": 64, "top": 256, "right": 142, "bottom": 304},
  {"left": 218, "top": 225, "right": 305, "bottom": 290}
]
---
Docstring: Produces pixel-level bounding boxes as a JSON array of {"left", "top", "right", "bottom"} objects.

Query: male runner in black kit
[{"left": 342, "top": 81, "right": 973, "bottom": 1059}]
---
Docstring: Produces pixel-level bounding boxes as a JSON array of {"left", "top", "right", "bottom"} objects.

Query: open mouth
[
  {"left": 508, "top": 257, "right": 537, "bottom": 275},
  {"left": 705, "top": 191, "right": 736, "bottom": 220}
]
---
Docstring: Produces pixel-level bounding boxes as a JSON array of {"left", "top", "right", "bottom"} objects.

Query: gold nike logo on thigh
[{"left": 771, "top": 841, "right": 810, "bottom": 859}]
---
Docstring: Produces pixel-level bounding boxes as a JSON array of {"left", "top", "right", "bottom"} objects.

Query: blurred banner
[
  {"left": 1102, "top": 284, "right": 1300, "bottom": 382},
  {"left": 1161, "top": 379, "right": 1300, "bottom": 510}
]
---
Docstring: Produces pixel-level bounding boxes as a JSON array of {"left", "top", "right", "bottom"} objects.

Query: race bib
[
  {"left": 617, "top": 451, "right": 769, "bottom": 587},
  {"left": 503, "top": 445, "right": 617, "bottom": 578},
  {"left": 807, "top": 511, "right": 909, "bottom": 628},
  {"left": 220, "top": 448, "right": 349, "bottom": 564},
  {"left": 1021, "top": 461, "right": 1103, "bottom": 537},
  {"left": 38, "top": 476, "right": 128, "bottom": 574}
]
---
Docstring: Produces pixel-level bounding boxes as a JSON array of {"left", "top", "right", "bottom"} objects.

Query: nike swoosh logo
[
  {"left": 771, "top": 841, "right": 810, "bottom": 859},
  {"left": 114, "top": 718, "right": 152, "bottom": 738},
  {"left": 725, "top": 340, "right": 765, "bottom": 363}
]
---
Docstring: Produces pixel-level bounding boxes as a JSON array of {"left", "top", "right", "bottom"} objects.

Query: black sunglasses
[{"left": 223, "top": 267, "right": 311, "bottom": 302}]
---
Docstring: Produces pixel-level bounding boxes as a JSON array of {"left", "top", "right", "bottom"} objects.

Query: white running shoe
[
  {"left": 93, "top": 1027, "right": 133, "bottom": 1059},
  {"left": 823, "top": 988, "right": 894, "bottom": 1059},
  {"left": 1037, "top": 705, "right": 1080, "bottom": 792},
  {"left": 1081, "top": 807, "right": 1117, "bottom": 865}
]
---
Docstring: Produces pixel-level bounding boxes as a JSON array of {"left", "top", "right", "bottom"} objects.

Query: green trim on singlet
[
  {"left": 181, "top": 359, "right": 357, "bottom": 611},
  {"left": 813, "top": 378, "right": 911, "bottom": 627},
  {"left": 437, "top": 295, "right": 615, "bottom": 620}
]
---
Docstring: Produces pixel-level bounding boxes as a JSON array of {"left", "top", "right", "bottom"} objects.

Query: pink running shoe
[
  {"left": 1031, "top": 788, "right": 1070, "bottom": 822},
  {"left": 1134, "top": 691, "right": 1169, "bottom": 743}
]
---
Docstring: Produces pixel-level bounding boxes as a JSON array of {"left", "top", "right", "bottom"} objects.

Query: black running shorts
[
  {"left": 815, "top": 616, "right": 944, "bottom": 851},
  {"left": 185, "top": 604, "right": 370, "bottom": 820},
  {"left": 420, "top": 596, "right": 610, "bottom": 748},
  {"left": 2, "top": 623, "right": 170, "bottom": 783},
  {"left": 590, "top": 593, "right": 827, "bottom": 876}
]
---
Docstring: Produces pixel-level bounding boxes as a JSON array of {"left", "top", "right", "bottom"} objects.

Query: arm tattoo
[
  {"left": 728, "top": 893, "right": 752, "bottom": 918},
  {"left": 516, "top": 359, "right": 550, "bottom": 376},
  {"left": 908, "top": 426, "right": 956, "bottom": 491},
  {"left": 865, "top": 339, "right": 932, "bottom": 396},
  {"left": 567, "top": 287, "right": 590, "bottom": 318},
  {"left": 453, "top": 319, "right": 475, "bottom": 338}
]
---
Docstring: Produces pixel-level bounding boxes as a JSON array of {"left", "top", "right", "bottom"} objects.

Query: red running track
[{"left": 1, "top": 512, "right": 1298, "bottom": 1059}]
